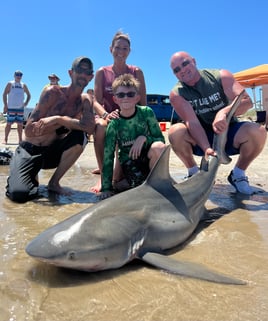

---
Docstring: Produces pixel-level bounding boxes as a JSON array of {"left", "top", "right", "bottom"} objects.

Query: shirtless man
[{"left": 6, "top": 56, "right": 95, "bottom": 203}]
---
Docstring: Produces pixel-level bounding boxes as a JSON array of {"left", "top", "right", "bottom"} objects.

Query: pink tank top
[{"left": 102, "top": 65, "right": 137, "bottom": 113}]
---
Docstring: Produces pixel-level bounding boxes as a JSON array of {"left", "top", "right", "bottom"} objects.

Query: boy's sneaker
[{"left": 227, "top": 171, "right": 253, "bottom": 195}]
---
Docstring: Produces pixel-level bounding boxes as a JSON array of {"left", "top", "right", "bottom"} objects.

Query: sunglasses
[
  {"left": 173, "top": 60, "right": 191, "bottom": 74},
  {"left": 115, "top": 91, "right": 136, "bottom": 98},
  {"left": 74, "top": 66, "right": 93, "bottom": 76},
  {"left": 15, "top": 73, "right": 23, "bottom": 77}
]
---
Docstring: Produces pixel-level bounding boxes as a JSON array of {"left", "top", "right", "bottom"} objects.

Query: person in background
[
  {"left": 43, "top": 73, "right": 60, "bottom": 90},
  {"left": 2, "top": 70, "right": 31, "bottom": 144},
  {"left": 6, "top": 57, "right": 95, "bottom": 203},
  {"left": 98, "top": 73, "right": 165, "bottom": 200},
  {"left": 48, "top": 73, "right": 60, "bottom": 86},
  {"left": 168, "top": 51, "right": 267, "bottom": 195},
  {"left": 91, "top": 30, "right": 147, "bottom": 193}
]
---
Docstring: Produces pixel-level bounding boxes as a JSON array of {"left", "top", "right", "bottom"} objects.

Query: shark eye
[{"left": 67, "top": 251, "right": 76, "bottom": 260}]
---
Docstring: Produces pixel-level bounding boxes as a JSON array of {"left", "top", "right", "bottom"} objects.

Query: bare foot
[
  {"left": 91, "top": 168, "right": 100, "bottom": 175},
  {"left": 2, "top": 140, "right": 7, "bottom": 145},
  {"left": 48, "top": 183, "right": 72, "bottom": 195},
  {"left": 90, "top": 179, "right": 101, "bottom": 193}
]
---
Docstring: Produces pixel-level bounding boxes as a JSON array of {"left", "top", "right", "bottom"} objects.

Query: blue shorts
[
  {"left": 7, "top": 108, "right": 24, "bottom": 124},
  {"left": 7, "top": 114, "right": 24, "bottom": 123},
  {"left": 193, "top": 121, "right": 245, "bottom": 156},
  {"left": 7, "top": 107, "right": 24, "bottom": 124}
]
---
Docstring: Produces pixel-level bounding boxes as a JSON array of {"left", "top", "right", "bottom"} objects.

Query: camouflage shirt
[{"left": 101, "top": 105, "right": 165, "bottom": 192}]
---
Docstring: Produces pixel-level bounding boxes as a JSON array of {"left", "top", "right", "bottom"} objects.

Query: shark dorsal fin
[{"left": 145, "top": 145, "right": 173, "bottom": 189}]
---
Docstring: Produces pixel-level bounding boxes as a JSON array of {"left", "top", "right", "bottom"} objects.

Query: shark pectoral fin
[{"left": 141, "top": 252, "right": 246, "bottom": 285}]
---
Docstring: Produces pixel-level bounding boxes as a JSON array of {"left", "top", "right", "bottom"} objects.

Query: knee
[
  {"left": 6, "top": 184, "right": 38, "bottom": 203},
  {"left": 94, "top": 122, "right": 106, "bottom": 139},
  {"left": 250, "top": 123, "right": 267, "bottom": 146},
  {"left": 259, "top": 124, "right": 267, "bottom": 140},
  {"left": 168, "top": 124, "right": 186, "bottom": 145},
  {"left": 149, "top": 142, "right": 166, "bottom": 159},
  {"left": 72, "top": 143, "right": 84, "bottom": 155},
  {"left": 6, "top": 190, "right": 37, "bottom": 203}
]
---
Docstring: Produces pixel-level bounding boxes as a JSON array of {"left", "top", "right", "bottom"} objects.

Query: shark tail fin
[{"left": 212, "top": 90, "right": 246, "bottom": 165}]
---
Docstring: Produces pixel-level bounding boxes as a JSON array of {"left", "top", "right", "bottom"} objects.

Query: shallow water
[{"left": 0, "top": 136, "right": 268, "bottom": 321}]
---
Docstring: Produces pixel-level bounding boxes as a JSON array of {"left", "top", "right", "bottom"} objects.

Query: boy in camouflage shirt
[{"left": 98, "top": 74, "right": 166, "bottom": 200}]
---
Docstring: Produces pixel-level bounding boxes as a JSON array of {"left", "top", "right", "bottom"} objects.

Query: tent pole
[{"left": 252, "top": 86, "right": 257, "bottom": 110}]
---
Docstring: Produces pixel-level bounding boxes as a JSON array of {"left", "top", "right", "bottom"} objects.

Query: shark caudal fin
[{"left": 212, "top": 90, "right": 246, "bottom": 165}]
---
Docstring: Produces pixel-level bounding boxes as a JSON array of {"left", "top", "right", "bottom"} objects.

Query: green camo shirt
[{"left": 101, "top": 105, "right": 165, "bottom": 192}]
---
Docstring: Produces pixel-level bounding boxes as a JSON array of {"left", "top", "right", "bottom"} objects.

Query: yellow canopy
[{"left": 234, "top": 64, "right": 268, "bottom": 88}]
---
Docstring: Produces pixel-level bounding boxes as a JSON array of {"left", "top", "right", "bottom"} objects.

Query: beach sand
[{"left": 0, "top": 121, "right": 268, "bottom": 321}]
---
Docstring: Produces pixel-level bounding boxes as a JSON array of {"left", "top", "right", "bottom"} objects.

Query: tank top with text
[
  {"left": 8, "top": 80, "right": 25, "bottom": 109},
  {"left": 172, "top": 69, "right": 232, "bottom": 128}
]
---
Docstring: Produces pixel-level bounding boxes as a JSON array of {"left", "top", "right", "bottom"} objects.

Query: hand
[
  {"left": 205, "top": 147, "right": 217, "bottom": 160},
  {"left": 212, "top": 111, "right": 228, "bottom": 134},
  {"left": 107, "top": 109, "right": 120, "bottom": 122},
  {"left": 32, "top": 116, "right": 58, "bottom": 135},
  {"left": 129, "top": 136, "right": 146, "bottom": 160}
]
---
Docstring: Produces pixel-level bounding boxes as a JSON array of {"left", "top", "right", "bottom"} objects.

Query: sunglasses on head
[
  {"left": 173, "top": 60, "right": 191, "bottom": 74},
  {"left": 115, "top": 91, "right": 136, "bottom": 98},
  {"left": 74, "top": 66, "right": 93, "bottom": 76},
  {"left": 15, "top": 73, "right": 23, "bottom": 77}
]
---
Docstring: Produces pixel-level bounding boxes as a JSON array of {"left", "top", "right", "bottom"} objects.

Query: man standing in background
[
  {"left": 44, "top": 73, "right": 60, "bottom": 89},
  {"left": 2, "top": 70, "right": 31, "bottom": 144}
]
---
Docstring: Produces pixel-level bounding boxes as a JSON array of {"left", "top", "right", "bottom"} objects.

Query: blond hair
[{"left": 112, "top": 73, "right": 140, "bottom": 93}]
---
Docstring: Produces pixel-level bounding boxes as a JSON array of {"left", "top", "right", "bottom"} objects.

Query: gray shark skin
[{"left": 26, "top": 92, "right": 246, "bottom": 285}]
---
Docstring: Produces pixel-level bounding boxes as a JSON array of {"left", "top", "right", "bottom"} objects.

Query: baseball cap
[
  {"left": 72, "top": 56, "right": 93, "bottom": 71},
  {"left": 14, "top": 70, "right": 23, "bottom": 76},
  {"left": 48, "top": 73, "right": 60, "bottom": 81}
]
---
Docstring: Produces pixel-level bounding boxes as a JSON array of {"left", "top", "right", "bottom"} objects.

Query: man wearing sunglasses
[
  {"left": 6, "top": 57, "right": 96, "bottom": 203},
  {"left": 43, "top": 73, "right": 60, "bottom": 89},
  {"left": 168, "top": 51, "right": 267, "bottom": 195},
  {"left": 2, "top": 70, "right": 31, "bottom": 144}
]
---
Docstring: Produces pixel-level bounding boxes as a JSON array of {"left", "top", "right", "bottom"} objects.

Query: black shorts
[
  {"left": 6, "top": 130, "right": 87, "bottom": 203},
  {"left": 121, "top": 146, "right": 150, "bottom": 188}
]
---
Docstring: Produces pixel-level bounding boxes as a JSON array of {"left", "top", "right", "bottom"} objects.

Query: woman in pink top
[{"left": 91, "top": 31, "right": 147, "bottom": 193}]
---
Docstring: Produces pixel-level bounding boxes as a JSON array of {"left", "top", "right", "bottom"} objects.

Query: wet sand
[{"left": 0, "top": 122, "right": 268, "bottom": 321}]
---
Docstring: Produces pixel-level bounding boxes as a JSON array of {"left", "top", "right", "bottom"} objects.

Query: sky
[{"left": 0, "top": 0, "right": 267, "bottom": 107}]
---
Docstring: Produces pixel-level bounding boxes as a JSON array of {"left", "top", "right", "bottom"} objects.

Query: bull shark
[{"left": 26, "top": 91, "right": 246, "bottom": 285}]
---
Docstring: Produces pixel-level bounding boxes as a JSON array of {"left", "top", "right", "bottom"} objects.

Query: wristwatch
[{"left": 102, "top": 112, "right": 109, "bottom": 119}]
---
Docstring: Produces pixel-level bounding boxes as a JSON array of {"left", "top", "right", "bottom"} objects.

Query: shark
[{"left": 26, "top": 91, "right": 246, "bottom": 285}]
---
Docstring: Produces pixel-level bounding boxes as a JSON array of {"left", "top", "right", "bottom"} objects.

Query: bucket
[{"left": 159, "top": 122, "right": 166, "bottom": 132}]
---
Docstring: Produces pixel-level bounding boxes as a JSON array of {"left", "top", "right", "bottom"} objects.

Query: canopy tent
[
  {"left": 234, "top": 64, "right": 268, "bottom": 111},
  {"left": 234, "top": 64, "right": 268, "bottom": 88}
]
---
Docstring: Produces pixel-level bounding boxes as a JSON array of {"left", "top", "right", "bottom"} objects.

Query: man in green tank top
[{"left": 168, "top": 51, "right": 267, "bottom": 195}]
